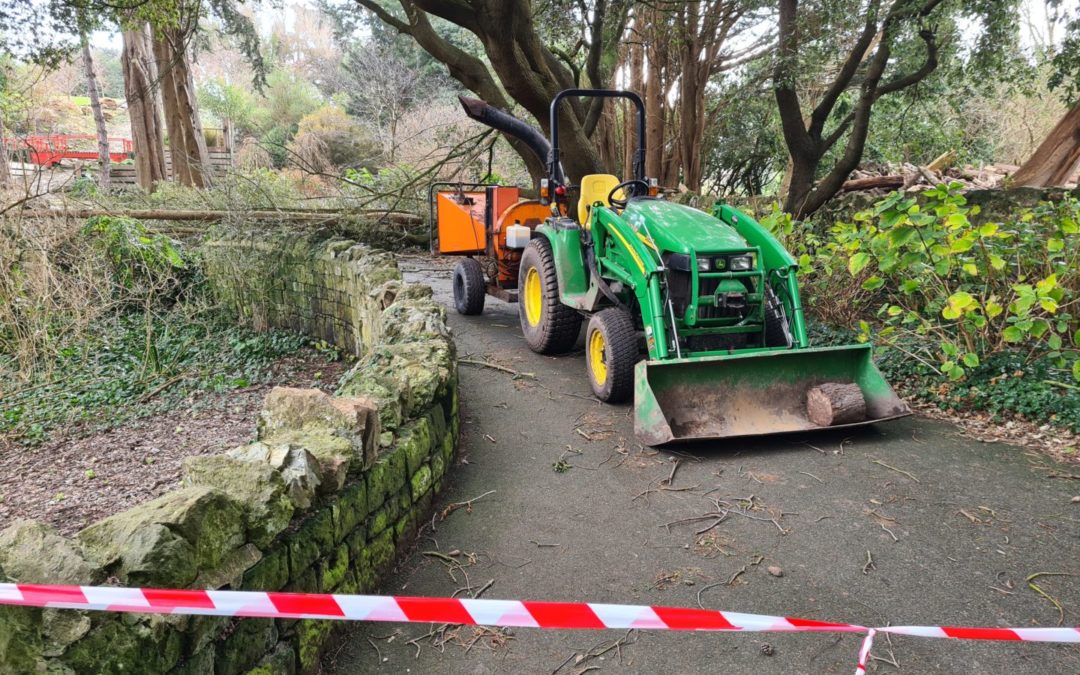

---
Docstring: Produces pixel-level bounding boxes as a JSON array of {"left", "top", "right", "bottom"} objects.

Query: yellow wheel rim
[
  {"left": 589, "top": 328, "right": 607, "bottom": 386},
  {"left": 523, "top": 267, "right": 542, "bottom": 326}
]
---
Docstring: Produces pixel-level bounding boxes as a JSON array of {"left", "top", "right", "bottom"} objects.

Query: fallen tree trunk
[
  {"left": 16, "top": 208, "right": 423, "bottom": 225},
  {"left": 806, "top": 383, "right": 867, "bottom": 426},
  {"left": 840, "top": 175, "right": 905, "bottom": 192}
]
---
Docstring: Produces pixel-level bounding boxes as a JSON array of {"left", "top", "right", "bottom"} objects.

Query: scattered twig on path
[
  {"left": 957, "top": 508, "right": 982, "bottom": 524},
  {"left": 802, "top": 442, "right": 827, "bottom": 454},
  {"left": 422, "top": 550, "right": 458, "bottom": 565},
  {"left": 472, "top": 579, "right": 494, "bottom": 599},
  {"left": 553, "top": 630, "right": 636, "bottom": 674},
  {"left": 870, "top": 458, "right": 920, "bottom": 483},
  {"left": 798, "top": 471, "right": 824, "bottom": 483},
  {"left": 863, "top": 550, "right": 876, "bottom": 575},
  {"left": 366, "top": 637, "right": 382, "bottom": 663},
  {"left": 879, "top": 523, "right": 899, "bottom": 542},
  {"left": 529, "top": 540, "right": 561, "bottom": 548},
  {"left": 632, "top": 459, "right": 700, "bottom": 500},
  {"left": 1047, "top": 471, "right": 1080, "bottom": 480},
  {"left": 662, "top": 459, "right": 681, "bottom": 486},
  {"left": 696, "top": 581, "right": 726, "bottom": 608},
  {"left": 868, "top": 630, "right": 901, "bottom": 669},
  {"left": 433, "top": 490, "right": 496, "bottom": 531},
  {"left": 458, "top": 358, "right": 535, "bottom": 378},
  {"left": 1026, "top": 572, "right": 1076, "bottom": 625}
]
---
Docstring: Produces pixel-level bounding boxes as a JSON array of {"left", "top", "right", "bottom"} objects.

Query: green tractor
[{"left": 439, "top": 88, "right": 909, "bottom": 444}]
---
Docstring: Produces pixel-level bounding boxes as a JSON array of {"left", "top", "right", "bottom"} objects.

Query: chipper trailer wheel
[
  {"left": 452, "top": 258, "right": 486, "bottom": 315},
  {"left": 585, "top": 308, "right": 637, "bottom": 403},
  {"left": 518, "top": 238, "right": 582, "bottom": 354}
]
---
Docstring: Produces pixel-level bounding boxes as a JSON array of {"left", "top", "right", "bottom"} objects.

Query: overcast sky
[{"left": 81, "top": 0, "right": 1080, "bottom": 59}]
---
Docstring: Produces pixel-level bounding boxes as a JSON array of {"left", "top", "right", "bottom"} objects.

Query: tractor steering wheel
[{"left": 608, "top": 180, "right": 650, "bottom": 210}]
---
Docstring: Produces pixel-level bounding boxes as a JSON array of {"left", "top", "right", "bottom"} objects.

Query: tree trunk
[
  {"left": 0, "top": 117, "right": 10, "bottom": 189},
  {"left": 153, "top": 26, "right": 211, "bottom": 188},
  {"left": 624, "top": 35, "right": 644, "bottom": 180},
  {"left": 1012, "top": 103, "right": 1080, "bottom": 187},
  {"left": 81, "top": 37, "right": 111, "bottom": 189},
  {"left": 122, "top": 25, "right": 167, "bottom": 192},
  {"left": 643, "top": 8, "right": 668, "bottom": 181}
]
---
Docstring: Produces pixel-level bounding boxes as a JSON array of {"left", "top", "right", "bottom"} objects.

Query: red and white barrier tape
[{"left": 2, "top": 583, "right": 1077, "bottom": 673}]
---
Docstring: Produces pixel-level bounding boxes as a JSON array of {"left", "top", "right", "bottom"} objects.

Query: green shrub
[
  {"left": 769, "top": 186, "right": 1080, "bottom": 386},
  {"left": 81, "top": 215, "right": 187, "bottom": 292}
]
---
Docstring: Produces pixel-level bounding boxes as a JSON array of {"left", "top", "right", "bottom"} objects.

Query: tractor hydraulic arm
[{"left": 593, "top": 209, "right": 671, "bottom": 359}]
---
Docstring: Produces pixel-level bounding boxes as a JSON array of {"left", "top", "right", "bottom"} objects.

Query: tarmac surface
[{"left": 325, "top": 261, "right": 1080, "bottom": 674}]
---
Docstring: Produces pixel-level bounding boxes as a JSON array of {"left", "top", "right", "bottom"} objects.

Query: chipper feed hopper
[{"left": 431, "top": 89, "right": 910, "bottom": 445}]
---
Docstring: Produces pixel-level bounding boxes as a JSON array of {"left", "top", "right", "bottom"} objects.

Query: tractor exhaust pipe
[{"left": 458, "top": 96, "right": 551, "bottom": 167}]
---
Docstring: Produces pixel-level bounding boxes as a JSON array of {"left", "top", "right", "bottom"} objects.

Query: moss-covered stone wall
[
  {"left": 202, "top": 231, "right": 401, "bottom": 356},
  {"left": 0, "top": 235, "right": 458, "bottom": 674}
]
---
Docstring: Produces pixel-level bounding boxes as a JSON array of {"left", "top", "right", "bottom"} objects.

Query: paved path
[{"left": 326, "top": 262, "right": 1080, "bottom": 674}]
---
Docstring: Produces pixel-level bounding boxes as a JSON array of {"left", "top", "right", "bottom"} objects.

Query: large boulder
[
  {"left": 228, "top": 442, "right": 323, "bottom": 510},
  {"left": 0, "top": 520, "right": 103, "bottom": 669},
  {"left": 257, "top": 387, "right": 380, "bottom": 470},
  {"left": 78, "top": 487, "right": 245, "bottom": 586},
  {"left": 183, "top": 455, "right": 295, "bottom": 548},
  {"left": 336, "top": 337, "right": 454, "bottom": 432},
  {"left": 380, "top": 299, "right": 450, "bottom": 345},
  {"left": 0, "top": 519, "right": 102, "bottom": 585}
]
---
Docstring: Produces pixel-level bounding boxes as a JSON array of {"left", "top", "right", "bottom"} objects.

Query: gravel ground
[{"left": 0, "top": 350, "right": 348, "bottom": 536}]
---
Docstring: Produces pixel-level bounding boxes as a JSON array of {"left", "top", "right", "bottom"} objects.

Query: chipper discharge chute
[{"left": 437, "top": 88, "right": 910, "bottom": 445}]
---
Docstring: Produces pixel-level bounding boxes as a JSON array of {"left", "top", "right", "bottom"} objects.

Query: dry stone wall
[{"left": 0, "top": 233, "right": 458, "bottom": 674}]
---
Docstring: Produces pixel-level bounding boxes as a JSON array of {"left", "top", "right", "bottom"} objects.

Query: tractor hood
[{"left": 621, "top": 199, "right": 748, "bottom": 254}]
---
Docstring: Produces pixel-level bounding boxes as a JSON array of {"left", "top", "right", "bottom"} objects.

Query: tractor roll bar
[{"left": 549, "top": 89, "right": 646, "bottom": 185}]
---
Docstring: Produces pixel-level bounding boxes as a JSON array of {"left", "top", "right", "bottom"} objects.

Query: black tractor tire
[
  {"left": 585, "top": 308, "right": 638, "bottom": 403},
  {"left": 518, "top": 238, "right": 582, "bottom": 354},
  {"left": 453, "top": 258, "right": 486, "bottom": 315},
  {"left": 763, "top": 286, "right": 794, "bottom": 348}
]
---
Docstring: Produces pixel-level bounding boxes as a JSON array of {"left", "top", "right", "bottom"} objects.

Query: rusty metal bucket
[{"left": 633, "top": 344, "right": 910, "bottom": 445}]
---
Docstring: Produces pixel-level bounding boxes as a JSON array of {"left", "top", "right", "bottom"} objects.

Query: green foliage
[
  {"left": 0, "top": 309, "right": 310, "bottom": 445},
  {"left": 1050, "top": 6, "right": 1080, "bottom": 102},
  {"left": 829, "top": 186, "right": 1077, "bottom": 382},
  {"left": 773, "top": 187, "right": 1080, "bottom": 430},
  {"left": 114, "top": 169, "right": 306, "bottom": 212},
  {"left": 81, "top": 216, "right": 187, "bottom": 292},
  {"left": 198, "top": 78, "right": 262, "bottom": 135},
  {"left": 262, "top": 69, "right": 322, "bottom": 133},
  {"left": 808, "top": 318, "right": 1080, "bottom": 432},
  {"left": 288, "top": 105, "right": 381, "bottom": 171}
]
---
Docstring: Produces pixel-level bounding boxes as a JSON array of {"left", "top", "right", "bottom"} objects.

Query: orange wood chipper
[{"left": 429, "top": 181, "right": 550, "bottom": 315}]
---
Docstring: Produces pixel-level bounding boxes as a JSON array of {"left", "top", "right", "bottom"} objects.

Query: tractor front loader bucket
[{"left": 634, "top": 344, "right": 910, "bottom": 445}]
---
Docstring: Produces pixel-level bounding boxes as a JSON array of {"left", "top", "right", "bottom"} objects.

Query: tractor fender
[{"left": 534, "top": 221, "right": 599, "bottom": 310}]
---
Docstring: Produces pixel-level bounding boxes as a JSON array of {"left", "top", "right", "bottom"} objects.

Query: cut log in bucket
[
  {"left": 806, "top": 382, "right": 867, "bottom": 426},
  {"left": 634, "top": 344, "right": 910, "bottom": 445}
]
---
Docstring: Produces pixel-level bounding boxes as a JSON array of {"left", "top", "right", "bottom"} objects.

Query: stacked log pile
[{"left": 841, "top": 151, "right": 1079, "bottom": 197}]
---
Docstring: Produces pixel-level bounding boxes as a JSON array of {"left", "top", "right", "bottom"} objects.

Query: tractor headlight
[
  {"left": 728, "top": 255, "right": 753, "bottom": 271},
  {"left": 696, "top": 257, "right": 712, "bottom": 272}
]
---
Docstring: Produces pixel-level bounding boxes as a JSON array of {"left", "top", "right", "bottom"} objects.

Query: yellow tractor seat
[{"left": 577, "top": 173, "right": 622, "bottom": 226}]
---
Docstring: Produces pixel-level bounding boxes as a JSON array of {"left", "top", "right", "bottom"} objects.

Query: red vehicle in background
[{"left": 13, "top": 134, "right": 134, "bottom": 166}]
